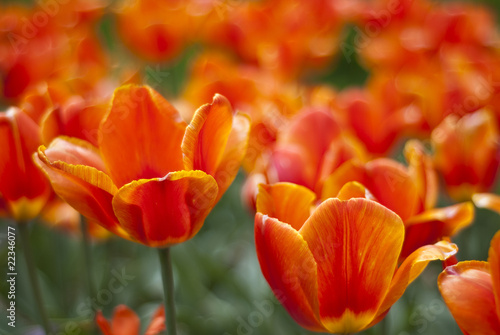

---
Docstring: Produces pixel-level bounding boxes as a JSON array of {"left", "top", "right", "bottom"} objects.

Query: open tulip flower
[
  {"left": 438, "top": 231, "right": 500, "bottom": 334},
  {"left": 321, "top": 140, "right": 474, "bottom": 259},
  {"left": 35, "top": 84, "right": 250, "bottom": 247},
  {"left": 431, "top": 109, "right": 500, "bottom": 201},
  {"left": 0, "top": 107, "right": 51, "bottom": 221},
  {"left": 255, "top": 182, "right": 458, "bottom": 333},
  {"left": 97, "top": 305, "right": 165, "bottom": 335}
]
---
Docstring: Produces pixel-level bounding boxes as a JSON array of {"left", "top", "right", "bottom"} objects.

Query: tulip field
[{"left": 2, "top": 0, "right": 500, "bottom": 334}]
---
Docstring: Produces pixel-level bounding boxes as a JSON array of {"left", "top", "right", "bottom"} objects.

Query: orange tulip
[
  {"left": 35, "top": 85, "right": 249, "bottom": 247},
  {"left": 431, "top": 109, "right": 500, "bottom": 201},
  {"left": 96, "top": 305, "right": 165, "bottom": 335},
  {"left": 242, "top": 107, "right": 367, "bottom": 210},
  {"left": 0, "top": 107, "right": 51, "bottom": 221},
  {"left": 255, "top": 182, "right": 458, "bottom": 333},
  {"left": 322, "top": 140, "right": 473, "bottom": 259},
  {"left": 438, "top": 231, "right": 500, "bottom": 335}
]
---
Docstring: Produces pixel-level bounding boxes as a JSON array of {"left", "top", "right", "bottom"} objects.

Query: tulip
[
  {"left": 322, "top": 140, "right": 473, "bottom": 259},
  {"left": 255, "top": 182, "right": 458, "bottom": 333},
  {"left": 438, "top": 231, "right": 500, "bottom": 334},
  {"left": 35, "top": 84, "right": 250, "bottom": 333},
  {"left": 0, "top": 107, "right": 51, "bottom": 221},
  {"left": 97, "top": 305, "right": 165, "bottom": 335},
  {"left": 0, "top": 107, "right": 53, "bottom": 333},
  {"left": 431, "top": 109, "right": 500, "bottom": 201},
  {"left": 35, "top": 84, "right": 249, "bottom": 247}
]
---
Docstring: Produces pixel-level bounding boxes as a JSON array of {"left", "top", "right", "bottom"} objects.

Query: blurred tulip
[
  {"left": 255, "top": 182, "right": 458, "bottom": 333},
  {"left": 97, "top": 305, "right": 165, "bottom": 335},
  {"left": 35, "top": 85, "right": 249, "bottom": 247},
  {"left": 115, "top": 0, "right": 191, "bottom": 62},
  {"left": 242, "top": 107, "right": 367, "bottom": 210},
  {"left": 431, "top": 109, "right": 500, "bottom": 201},
  {"left": 438, "top": 231, "right": 500, "bottom": 335},
  {"left": 322, "top": 140, "right": 474, "bottom": 258},
  {"left": 0, "top": 107, "right": 51, "bottom": 221}
]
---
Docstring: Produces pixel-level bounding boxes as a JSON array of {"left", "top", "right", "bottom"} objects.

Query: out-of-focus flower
[
  {"left": 115, "top": 0, "right": 192, "bottom": 62},
  {"left": 0, "top": 2, "right": 108, "bottom": 101},
  {"left": 0, "top": 107, "right": 51, "bottom": 221},
  {"left": 35, "top": 85, "right": 250, "bottom": 247},
  {"left": 431, "top": 109, "right": 500, "bottom": 201},
  {"left": 438, "top": 231, "right": 500, "bottom": 335},
  {"left": 202, "top": 0, "right": 346, "bottom": 78},
  {"left": 96, "top": 305, "right": 165, "bottom": 335},
  {"left": 241, "top": 107, "right": 366, "bottom": 210},
  {"left": 255, "top": 182, "right": 458, "bottom": 333},
  {"left": 337, "top": 73, "right": 419, "bottom": 155},
  {"left": 322, "top": 140, "right": 474, "bottom": 258}
]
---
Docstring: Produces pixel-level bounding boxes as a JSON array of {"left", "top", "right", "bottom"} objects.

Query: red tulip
[
  {"left": 35, "top": 85, "right": 249, "bottom": 247},
  {"left": 438, "top": 231, "right": 500, "bottom": 334},
  {"left": 97, "top": 305, "right": 165, "bottom": 335},
  {"left": 255, "top": 182, "right": 458, "bottom": 333}
]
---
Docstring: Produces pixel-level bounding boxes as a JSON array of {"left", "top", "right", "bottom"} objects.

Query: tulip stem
[
  {"left": 158, "top": 247, "right": 177, "bottom": 335},
  {"left": 80, "top": 216, "right": 95, "bottom": 299},
  {"left": 18, "top": 222, "right": 52, "bottom": 335}
]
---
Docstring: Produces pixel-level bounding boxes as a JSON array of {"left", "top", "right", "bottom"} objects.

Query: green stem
[
  {"left": 18, "top": 222, "right": 52, "bottom": 335},
  {"left": 80, "top": 216, "right": 95, "bottom": 298},
  {"left": 79, "top": 216, "right": 98, "bottom": 334},
  {"left": 158, "top": 247, "right": 177, "bottom": 335}
]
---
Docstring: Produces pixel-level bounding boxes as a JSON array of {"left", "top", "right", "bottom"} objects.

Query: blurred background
[{"left": 1, "top": 0, "right": 500, "bottom": 334}]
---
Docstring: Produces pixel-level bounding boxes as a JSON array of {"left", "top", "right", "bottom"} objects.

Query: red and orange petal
[
  {"left": 182, "top": 94, "right": 250, "bottom": 200},
  {"left": 34, "top": 139, "right": 129, "bottom": 240},
  {"left": 96, "top": 305, "right": 141, "bottom": 335},
  {"left": 256, "top": 183, "right": 316, "bottom": 231},
  {"left": 431, "top": 109, "right": 500, "bottom": 201},
  {"left": 376, "top": 240, "right": 458, "bottom": 322},
  {"left": 404, "top": 140, "right": 438, "bottom": 210},
  {"left": 255, "top": 213, "right": 325, "bottom": 332},
  {"left": 0, "top": 108, "right": 50, "bottom": 220},
  {"left": 401, "top": 202, "right": 474, "bottom": 259},
  {"left": 439, "top": 261, "right": 500, "bottom": 335},
  {"left": 299, "top": 198, "right": 404, "bottom": 333},
  {"left": 100, "top": 85, "right": 187, "bottom": 188},
  {"left": 489, "top": 231, "right": 500, "bottom": 323},
  {"left": 322, "top": 159, "right": 420, "bottom": 221},
  {"left": 41, "top": 98, "right": 107, "bottom": 147},
  {"left": 112, "top": 170, "right": 218, "bottom": 247}
]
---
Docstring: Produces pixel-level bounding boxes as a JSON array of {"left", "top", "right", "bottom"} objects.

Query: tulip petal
[
  {"left": 401, "top": 202, "right": 474, "bottom": 258},
  {"left": 473, "top": 193, "right": 500, "bottom": 215},
  {"left": 404, "top": 139, "right": 438, "bottom": 210},
  {"left": 299, "top": 198, "right": 404, "bottom": 333},
  {"left": 112, "top": 170, "right": 218, "bottom": 247},
  {"left": 111, "top": 305, "right": 140, "bottom": 335},
  {"left": 100, "top": 85, "right": 186, "bottom": 188},
  {"left": 211, "top": 113, "right": 250, "bottom": 200},
  {"left": 256, "top": 183, "right": 316, "bottom": 230},
  {"left": 0, "top": 108, "right": 50, "bottom": 220},
  {"left": 182, "top": 95, "right": 247, "bottom": 199},
  {"left": 35, "top": 144, "right": 128, "bottom": 240},
  {"left": 376, "top": 241, "right": 458, "bottom": 320},
  {"left": 438, "top": 261, "right": 500, "bottom": 335},
  {"left": 365, "top": 159, "right": 420, "bottom": 221},
  {"left": 254, "top": 213, "right": 325, "bottom": 332},
  {"left": 144, "top": 306, "right": 165, "bottom": 335},
  {"left": 489, "top": 231, "right": 500, "bottom": 322},
  {"left": 335, "top": 181, "right": 376, "bottom": 201},
  {"left": 96, "top": 311, "right": 112, "bottom": 335}
]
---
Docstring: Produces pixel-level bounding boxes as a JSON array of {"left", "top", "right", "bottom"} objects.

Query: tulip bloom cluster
[{"left": 0, "top": 0, "right": 500, "bottom": 334}]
